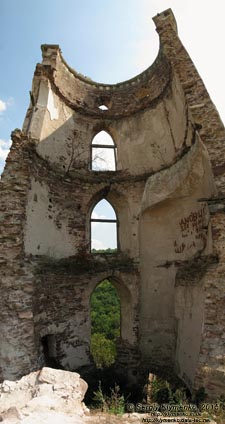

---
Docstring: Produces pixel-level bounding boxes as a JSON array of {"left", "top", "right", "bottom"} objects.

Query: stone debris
[
  {"left": 0, "top": 368, "right": 219, "bottom": 423},
  {"left": 0, "top": 7, "right": 225, "bottom": 401},
  {"left": 0, "top": 368, "right": 88, "bottom": 424}
]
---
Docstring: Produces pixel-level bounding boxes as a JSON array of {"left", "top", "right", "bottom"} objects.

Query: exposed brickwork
[
  {"left": 0, "top": 9, "right": 225, "bottom": 399},
  {"left": 40, "top": 45, "right": 172, "bottom": 119},
  {"left": 0, "top": 131, "right": 37, "bottom": 380},
  {"left": 154, "top": 9, "right": 225, "bottom": 397},
  {"left": 153, "top": 9, "right": 225, "bottom": 193}
]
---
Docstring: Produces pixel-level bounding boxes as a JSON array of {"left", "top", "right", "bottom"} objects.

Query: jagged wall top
[{"left": 37, "top": 10, "right": 179, "bottom": 118}]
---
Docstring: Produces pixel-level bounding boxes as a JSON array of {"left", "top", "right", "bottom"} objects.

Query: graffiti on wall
[{"left": 174, "top": 204, "right": 208, "bottom": 254}]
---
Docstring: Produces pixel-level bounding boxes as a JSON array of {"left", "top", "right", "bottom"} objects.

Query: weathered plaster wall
[
  {"left": 153, "top": 8, "right": 225, "bottom": 397},
  {"left": 24, "top": 162, "right": 144, "bottom": 259},
  {"left": 139, "top": 137, "right": 215, "bottom": 386},
  {"left": 33, "top": 262, "right": 139, "bottom": 371},
  {"left": 25, "top": 71, "right": 192, "bottom": 176},
  {"left": 139, "top": 195, "right": 212, "bottom": 371},
  {"left": 1, "top": 8, "right": 225, "bottom": 399},
  {"left": 111, "top": 75, "right": 192, "bottom": 175},
  {"left": 174, "top": 261, "right": 206, "bottom": 390},
  {"left": 25, "top": 178, "right": 75, "bottom": 258}
]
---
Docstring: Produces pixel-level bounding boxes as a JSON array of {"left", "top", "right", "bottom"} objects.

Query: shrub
[
  {"left": 108, "top": 384, "right": 125, "bottom": 415},
  {"left": 92, "top": 381, "right": 125, "bottom": 415},
  {"left": 90, "top": 333, "right": 116, "bottom": 369}
]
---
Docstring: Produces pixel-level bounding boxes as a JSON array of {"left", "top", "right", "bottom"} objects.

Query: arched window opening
[
  {"left": 90, "top": 279, "right": 121, "bottom": 369},
  {"left": 91, "top": 130, "right": 117, "bottom": 171},
  {"left": 91, "top": 199, "right": 117, "bottom": 253}
]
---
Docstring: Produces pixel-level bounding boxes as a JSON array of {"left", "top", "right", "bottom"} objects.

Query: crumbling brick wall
[
  {"left": 153, "top": 9, "right": 225, "bottom": 397},
  {"left": 0, "top": 9, "right": 224, "bottom": 398}
]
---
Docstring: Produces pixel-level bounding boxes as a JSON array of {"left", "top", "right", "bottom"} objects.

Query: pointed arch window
[
  {"left": 91, "top": 130, "right": 117, "bottom": 171},
  {"left": 91, "top": 199, "right": 117, "bottom": 253},
  {"left": 90, "top": 279, "right": 120, "bottom": 368}
]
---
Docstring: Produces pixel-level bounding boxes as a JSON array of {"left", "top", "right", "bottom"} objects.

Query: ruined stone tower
[{"left": 1, "top": 9, "right": 225, "bottom": 398}]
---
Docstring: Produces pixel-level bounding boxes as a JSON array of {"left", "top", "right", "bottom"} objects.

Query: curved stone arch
[
  {"left": 91, "top": 127, "right": 117, "bottom": 147},
  {"left": 90, "top": 129, "right": 117, "bottom": 171},
  {"left": 139, "top": 161, "right": 214, "bottom": 376},
  {"left": 92, "top": 198, "right": 117, "bottom": 218},
  {"left": 90, "top": 198, "right": 118, "bottom": 251},
  {"left": 88, "top": 273, "right": 136, "bottom": 345},
  {"left": 38, "top": 41, "right": 171, "bottom": 119},
  {"left": 86, "top": 188, "right": 131, "bottom": 254},
  {"left": 141, "top": 138, "right": 215, "bottom": 215}
]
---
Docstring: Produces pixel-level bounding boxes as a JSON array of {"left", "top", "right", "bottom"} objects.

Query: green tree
[
  {"left": 90, "top": 280, "right": 120, "bottom": 368},
  {"left": 90, "top": 333, "right": 116, "bottom": 369}
]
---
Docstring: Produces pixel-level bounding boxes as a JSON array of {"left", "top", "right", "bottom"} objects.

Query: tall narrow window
[
  {"left": 90, "top": 279, "right": 120, "bottom": 369},
  {"left": 91, "top": 199, "right": 117, "bottom": 253},
  {"left": 91, "top": 130, "right": 116, "bottom": 171}
]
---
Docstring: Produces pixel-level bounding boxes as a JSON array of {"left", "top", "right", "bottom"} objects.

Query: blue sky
[
  {"left": 91, "top": 199, "right": 117, "bottom": 250},
  {"left": 1, "top": 0, "right": 225, "bottom": 248},
  {"left": 1, "top": 1, "right": 225, "bottom": 156}
]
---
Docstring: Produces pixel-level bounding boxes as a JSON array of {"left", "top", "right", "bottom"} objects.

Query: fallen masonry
[
  {"left": 0, "top": 368, "right": 218, "bottom": 424},
  {"left": 0, "top": 8, "right": 225, "bottom": 398}
]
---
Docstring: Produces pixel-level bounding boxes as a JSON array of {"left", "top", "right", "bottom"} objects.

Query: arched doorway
[{"left": 90, "top": 279, "right": 121, "bottom": 369}]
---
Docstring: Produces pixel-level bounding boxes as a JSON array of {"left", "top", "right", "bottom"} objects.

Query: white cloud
[
  {"left": 0, "top": 100, "right": 7, "bottom": 113},
  {"left": 0, "top": 139, "right": 12, "bottom": 161},
  {"left": 92, "top": 211, "right": 106, "bottom": 220},
  {"left": 91, "top": 202, "right": 117, "bottom": 250},
  {"left": 91, "top": 239, "right": 106, "bottom": 250},
  {"left": 0, "top": 97, "right": 14, "bottom": 114},
  {"left": 91, "top": 211, "right": 107, "bottom": 227}
]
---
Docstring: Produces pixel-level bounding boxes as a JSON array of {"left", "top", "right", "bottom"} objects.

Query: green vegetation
[
  {"left": 150, "top": 377, "right": 188, "bottom": 404},
  {"left": 148, "top": 377, "right": 225, "bottom": 423},
  {"left": 90, "top": 334, "right": 116, "bottom": 369},
  {"left": 93, "top": 381, "right": 125, "bottom": 415},
  {"left": 38, "top": 250, "right": 135, "bottom": 275},
  {"left": 90, "top": 279, "right": 120, "bottom": 368},
  {"left": 91, "top": 248, "right": 117, "bottom": 254}
]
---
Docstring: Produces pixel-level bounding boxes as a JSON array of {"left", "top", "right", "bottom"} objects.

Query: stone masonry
[{"left": 0, "top": 9, "right": 225, "bottom": 398}]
